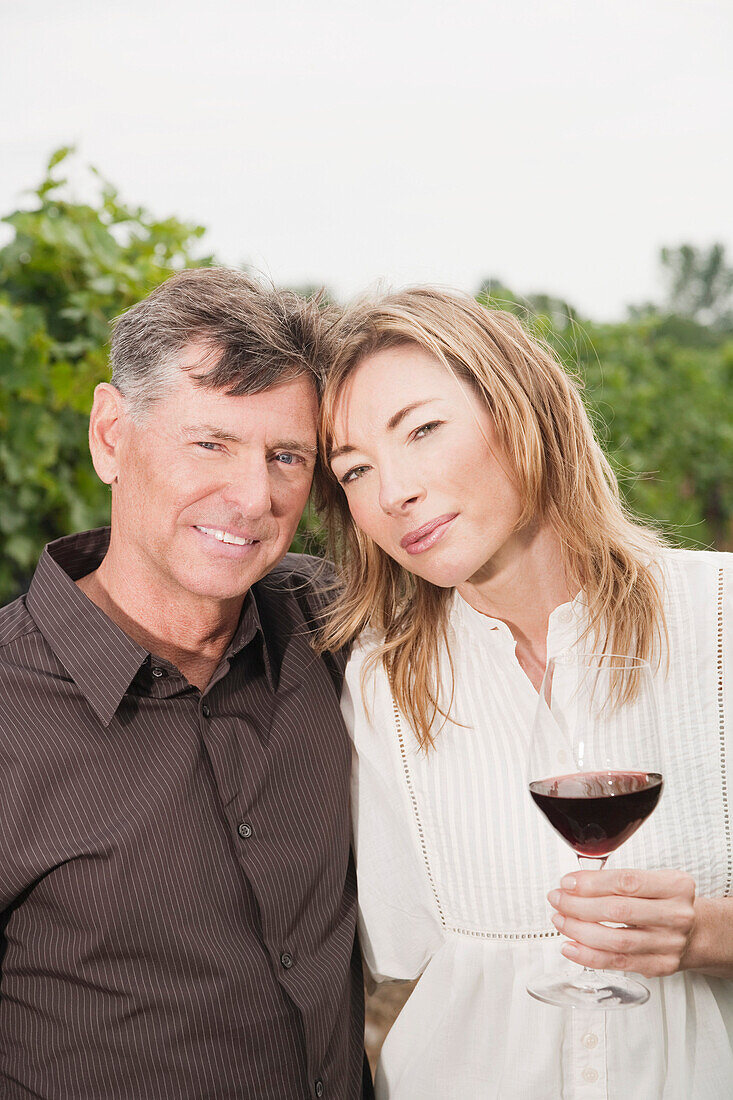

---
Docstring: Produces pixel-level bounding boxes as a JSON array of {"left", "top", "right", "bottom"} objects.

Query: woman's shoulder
[
  {"left": 655, "top": 548, "right": 733, "bottom": 657},
  {"left": 344, "top": 629, "right": 390, "bottom": 697},
  {"left": 657, "top": 546, "right": 733, "bottom": 591}
]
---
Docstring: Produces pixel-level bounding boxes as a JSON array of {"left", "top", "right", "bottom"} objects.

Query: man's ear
[{"left": 88, "top": 383, "right": 127, "bottom": 485}]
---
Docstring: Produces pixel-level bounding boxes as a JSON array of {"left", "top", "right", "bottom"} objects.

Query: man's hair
[{"left": 110, "top": 267, "right": 335, "bottom": 421}]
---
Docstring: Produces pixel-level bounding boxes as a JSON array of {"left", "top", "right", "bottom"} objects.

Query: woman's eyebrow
[
  {"left": 386, "top": 399, "right": 435, "bottom": 432},
  {"left": 330, "top": 399, "right": 441, "bottom": 464}
]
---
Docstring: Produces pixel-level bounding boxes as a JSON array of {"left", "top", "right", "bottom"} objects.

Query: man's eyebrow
[
  {"left": 182, "top": 426, "right": 317, "bottom": 457},
  {"left": 182, "top": 425, "right": 243, "bottom": 443},
  {"left": 330, "top": 399, "right": 437, "bottom": 464},
  {"left": 271, "top": 439, "right": 318, "bottom": 459}
]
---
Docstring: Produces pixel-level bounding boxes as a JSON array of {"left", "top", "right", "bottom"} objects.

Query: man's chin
[{"left": 178, "top": 555, "right": 284, "bottom": 603}]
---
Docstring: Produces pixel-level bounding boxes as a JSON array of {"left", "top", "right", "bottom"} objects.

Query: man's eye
[
  {"left": 274, "top": 452, "right": 303, "bottom": 466},
  {"left": 196, "top": 441, "right": 222, "bottom": 451}
]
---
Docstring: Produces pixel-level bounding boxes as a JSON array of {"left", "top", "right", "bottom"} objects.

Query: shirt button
[
  {"left": 582, "top": 1067, "right": 599, "bottom": 1083},
  {"left": 238, "top": 822, "right": 253, "bottom": 839},
  {"left": 201, "top": 704, "right": 211, "bottom": 718},
  {"left": 315, "top": 1081, "right": 324, "bottom": 1098},
  {"left": 151, "top": 666, "right": 167, "bottom": 678},
  {"left": 280, "top": 952, "right": 294, "bottom": 969},
  {"left": 582, "top": 1032, "right": 599, "bottom": 1049}
]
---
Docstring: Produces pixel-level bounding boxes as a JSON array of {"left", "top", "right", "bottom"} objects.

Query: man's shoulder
[
  {"left": 266, "top": 552, "right": 336, "bottom": 587},
  {"left": 258, "top": 552, "right": 339, "bottom": 621},
  {"left": 255, "top": 553, "right": 346, "bottom": 685}
]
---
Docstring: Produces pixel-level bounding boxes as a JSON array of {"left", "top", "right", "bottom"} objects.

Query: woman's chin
[{"left": 401, "top": 559, "right": 472, "bottom": 589}]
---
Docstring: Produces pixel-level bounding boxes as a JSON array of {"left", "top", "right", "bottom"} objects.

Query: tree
[
  {"left": 659, "top": 243, "right": 733, "bottom": 331},
  {"left": 474, "top": 276, "right": 733, "bottom": 549},
  {"left": 0, "top": 148, "right": 211, "bottom": 600}
]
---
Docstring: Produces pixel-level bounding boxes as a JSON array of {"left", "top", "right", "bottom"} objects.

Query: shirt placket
[{"left": 562, "top": 1009, "right": 608, "bottom": 1099}]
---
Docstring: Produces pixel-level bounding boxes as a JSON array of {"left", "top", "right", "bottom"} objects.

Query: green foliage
[
  {"left": 478, "top": 284, "right": 733, "bottom": 550},
  {"left": 0, "top": 148, "right": 211, "bottom": 599},
  {"left": 0, "top": 154, "right": 730, "bottom": 604},
  {"left": 659, "top": 243, "right": 733, "bottom": 331},
  {"left": 564, "top": 318, "right": 733, "bottom": 549}
]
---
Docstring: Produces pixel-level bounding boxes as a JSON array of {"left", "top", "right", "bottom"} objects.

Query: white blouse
[{"left": 342, "top": 549, "right": 733, "bottom": 1099}]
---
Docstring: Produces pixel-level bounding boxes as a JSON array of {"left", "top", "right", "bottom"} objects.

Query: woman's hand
[{"left": 547, "top": 869, "right": 697, "bottom": 978}]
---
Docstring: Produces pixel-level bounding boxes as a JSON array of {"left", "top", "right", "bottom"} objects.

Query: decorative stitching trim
[
  {"left": 391, "top": 692, "right": 447, "bottom": 927},
  {"left": 717, "top": 568, "right": 731, "bottom": 896},
  {"left": 448, "top": 926, "right": 562, "bottom": 941},
  {"left": 390, "top": 692, "right": 563, "bottom": 941}
]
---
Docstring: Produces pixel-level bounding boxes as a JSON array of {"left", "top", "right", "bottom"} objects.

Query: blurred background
[{"left": 2, "top": 0, "right": 732, "bottom": 1060}]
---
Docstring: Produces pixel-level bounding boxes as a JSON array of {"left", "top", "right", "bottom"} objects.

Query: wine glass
[{"left": 526, "top": 653, "right": 663, "bottom": 1009}]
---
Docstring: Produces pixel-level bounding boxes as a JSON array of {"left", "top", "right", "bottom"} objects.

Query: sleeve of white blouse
[{"left": 342, "top": 641, "right": 445, "bottom": 984}]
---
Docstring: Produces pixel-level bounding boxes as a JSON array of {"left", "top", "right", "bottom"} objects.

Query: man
[{"left": 0, "top": 268, "right": 370, "bottom": 1098}]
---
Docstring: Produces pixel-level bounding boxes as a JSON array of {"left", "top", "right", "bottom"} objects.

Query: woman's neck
[{"left": 457, "top": 522, "right": 577, "bottom": 690}]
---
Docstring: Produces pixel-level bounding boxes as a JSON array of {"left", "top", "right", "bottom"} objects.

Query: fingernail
[
  {"left": 547, "top": 890, "right": 561, "bottom": 907},
  {"left": 561, "top": 875, "right": 577, "bottom": 891},
  {"left": 562, "top": 943, "right": 579, "bottom": 958},
  {"left": 551, "top": 913, "right": 564, "bottom": 930}
]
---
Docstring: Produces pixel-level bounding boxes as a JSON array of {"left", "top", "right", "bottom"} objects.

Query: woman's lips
[{"left": 400, "top": 513, "right": 458, "bottom": 555}]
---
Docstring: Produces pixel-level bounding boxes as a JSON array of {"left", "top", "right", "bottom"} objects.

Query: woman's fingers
[
  {"left": 559, "top": 937, "right": 685, "bottom": 978},
  {"left": 552, "top": 911, "right": 687, "bottom": 957},
  {"left": 546, "top": 868, "right": 698, "bottom": 977},
  {"left": 559, "top": 868, "right": 696, "bottom": 901},
  {"left": 548, "top": 889, "right": 694, "bottom": 930}
]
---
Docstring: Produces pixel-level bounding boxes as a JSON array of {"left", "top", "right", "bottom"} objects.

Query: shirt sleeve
[{"left": 341, "top": 641, "right": 444, "bottom": 984}]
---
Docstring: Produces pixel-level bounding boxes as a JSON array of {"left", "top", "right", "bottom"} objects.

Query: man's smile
[{"left": 194, "top": 525, "right": 259, "bottom": 546}]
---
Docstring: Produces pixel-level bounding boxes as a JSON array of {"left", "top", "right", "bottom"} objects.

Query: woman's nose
[{"left": 378, "top": 473, "right": 426, "bottom": 515}]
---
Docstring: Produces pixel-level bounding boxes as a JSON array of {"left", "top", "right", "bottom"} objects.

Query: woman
[{"left": 315, "top": 288, "right": 733, "bottom": 1098}]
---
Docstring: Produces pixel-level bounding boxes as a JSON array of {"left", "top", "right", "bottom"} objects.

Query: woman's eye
[
  {"left": 412, "top": 421, "right": 441, "bottom": 440},
  {"left": 340, "top": 465, "right": 369, "bottom": 485}
]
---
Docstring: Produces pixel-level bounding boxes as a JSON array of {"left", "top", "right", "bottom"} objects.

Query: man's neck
[{"left": 75, "top": 545, "right": 245, "bottom": 692}]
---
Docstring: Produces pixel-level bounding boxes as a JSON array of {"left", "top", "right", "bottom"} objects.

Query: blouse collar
[{"left": 450, "top": 588, "right": 587, "bottom": 657}]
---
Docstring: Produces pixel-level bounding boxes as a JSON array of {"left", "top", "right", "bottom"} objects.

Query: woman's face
[{"left": 329, "top": 344, "right": 526, "bottom": 588}]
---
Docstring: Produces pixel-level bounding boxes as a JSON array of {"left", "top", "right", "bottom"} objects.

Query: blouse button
[
  {"left": 582, "top": 1032, "right": 598, "bottom": 1049},
  {"left": 582, "top": 1067, "right": 599, "bottom": 1083}
]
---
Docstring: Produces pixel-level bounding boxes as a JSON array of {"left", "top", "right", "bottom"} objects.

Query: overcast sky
[{"left": 3, "top": 0, "right": 732, "bottom": 318}]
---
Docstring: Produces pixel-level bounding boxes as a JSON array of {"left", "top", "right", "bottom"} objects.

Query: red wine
[{"left": 529, "top": 771, "right": 663, "bottom": 858}]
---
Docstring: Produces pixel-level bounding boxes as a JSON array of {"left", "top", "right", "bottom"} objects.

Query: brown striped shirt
[{"left": 0, "top": 528, "right": 366, "bottom": 1100}]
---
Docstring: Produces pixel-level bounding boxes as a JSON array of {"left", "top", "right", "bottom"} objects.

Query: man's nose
[{"left": 220, "top": 459, "right": 272, "bottom": 520}]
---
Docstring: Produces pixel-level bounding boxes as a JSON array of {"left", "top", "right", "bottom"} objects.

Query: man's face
[{"left": 109, "top": 346, "right": 318, "bottom": 607}]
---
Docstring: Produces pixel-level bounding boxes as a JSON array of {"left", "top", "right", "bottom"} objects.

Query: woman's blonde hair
[{"left": 315, "top": 287, "right": 667, "bottom": 750}]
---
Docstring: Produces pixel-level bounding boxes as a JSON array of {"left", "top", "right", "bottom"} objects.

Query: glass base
[{"left": 527, "top": 971, "right": 650, "bottom": 1009}]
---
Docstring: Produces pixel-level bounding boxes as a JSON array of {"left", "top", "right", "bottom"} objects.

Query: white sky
[{"left": 2, "top": 0, "right": 732, "bottom": 318}]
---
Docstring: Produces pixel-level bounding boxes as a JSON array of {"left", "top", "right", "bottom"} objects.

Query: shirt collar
[
  {"left": 451, "top": 588, "right": 587, "bottom": 652},
  {"left": 26, "top": 527, "right": 272, "bottom": 725}
]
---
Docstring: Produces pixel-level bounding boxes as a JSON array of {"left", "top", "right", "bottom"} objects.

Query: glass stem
[{"left": 575, "top": 855, "right": 608, "bottom": 982}]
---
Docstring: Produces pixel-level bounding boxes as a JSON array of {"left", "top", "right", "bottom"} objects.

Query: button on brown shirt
[{"left": 0, "top": 528, "right": 365, "bottom": 1100}]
